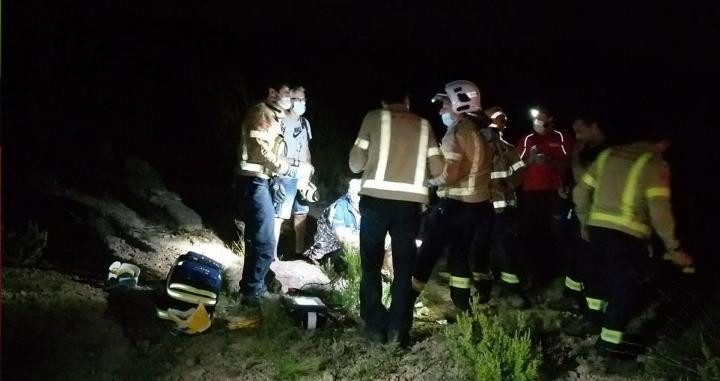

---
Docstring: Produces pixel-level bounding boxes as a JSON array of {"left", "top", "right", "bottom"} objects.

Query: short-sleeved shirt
[{"left": 282, "top": 116, "right": 312, "bottom": 162}]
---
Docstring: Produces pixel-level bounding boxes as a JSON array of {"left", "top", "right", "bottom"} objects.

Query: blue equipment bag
[{"left": 156, "top": 251, "right": 223, "bottom": 320}]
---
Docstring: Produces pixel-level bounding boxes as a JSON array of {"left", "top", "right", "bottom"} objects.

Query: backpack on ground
[{"left": 156, "top": 251, "right": 223, "bottom": 333}]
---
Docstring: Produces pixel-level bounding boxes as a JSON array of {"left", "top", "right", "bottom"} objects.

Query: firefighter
[
  {"left": 551, "top": 113, "right": 611, "bottom": 315},
  {"left": 349, "top": 83, "right": 444, "bottom": 346},
  {"left": 412, "top": 80, "right": 493, "bottom": 313},
  {"left": 472, "top": 106, "right": 528, "bottom": 307},
  {"left": 516, "top": 108, "right": 573, "bottom": 282},
  {"left": 573, "top": 128, "right": 693, "bottom": 358},
  {"left": 273, "top": 85, "right": 314, "bottom": 260},
  {"left": 235, "top": 80, "right": 301, "bottom": 306}
]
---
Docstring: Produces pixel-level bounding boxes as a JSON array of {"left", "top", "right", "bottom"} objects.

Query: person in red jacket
[{"left": 516, "top": 108, "right": 573, "bottom": 283}]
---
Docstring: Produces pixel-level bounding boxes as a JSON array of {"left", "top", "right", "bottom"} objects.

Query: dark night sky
[{"left": 3, "top": 1, "right": 720, "bottom": 256}]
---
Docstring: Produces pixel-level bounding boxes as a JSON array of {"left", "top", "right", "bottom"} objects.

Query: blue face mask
[
  {"left": 292, "top": 100, "right": 306, "bottom": 116},
  {"left": 441, "top": 113, "right": 454, "bottom": 127}
]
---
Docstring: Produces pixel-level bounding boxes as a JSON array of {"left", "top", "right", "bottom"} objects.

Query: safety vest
[{"left": 577, "top": 142, "right": 678, "bottom": 249}]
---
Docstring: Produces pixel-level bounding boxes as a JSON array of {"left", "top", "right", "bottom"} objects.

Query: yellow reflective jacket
[
  {"left": 573, "top": 142, "right": 679, "bottom": 251},
  {"left": 434, "top": 117, "right": 492, "bottom": 203},
  {"left": 237, "top": 102, "right": 290, "bottom": 179},
  {"left": 349, "top": 105, "right": 444, "bottom": 204}
]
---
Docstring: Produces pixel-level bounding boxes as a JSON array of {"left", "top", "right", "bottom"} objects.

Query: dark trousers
[
  {"left": 473, "top": 207, "right": 523, "bottom": 284},
  {"left": 359, "top": 196, "right": 421, "bottom": 335},
  {"left": 519, "top": 190, "right": 566, "bottom": 281},
  {"left": 558, "top": 208, "right": 595, "bottom": 297},
  {"left": 236, "top": 176, "right": 276, "bottom": 298},
  {"left": 414, "top": 198, "right": 492, "bottom": 310},
  {"left": 588, "top": 226, "right": 649, "bottom": 342}
]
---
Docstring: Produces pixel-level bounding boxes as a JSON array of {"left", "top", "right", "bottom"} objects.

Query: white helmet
[{"left": 444, "top": 80, "right": 482, "bottom": 113}]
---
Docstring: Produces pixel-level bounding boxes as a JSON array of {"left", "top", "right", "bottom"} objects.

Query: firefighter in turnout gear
[
  {"left": 472, "top": 106, "right": 528, "bottom": 306},
  {"left": 550, "top": 114, "right": 611, "bottom": 316},
  {"left": 573, "top": 131, "right": 693, "bottom": 358},
  {"left": 349, "top": 84, "right": 444, "bottom": 346},
  {"left": 235, "top": 81, "right": 301, "bottom": 306},
  {"left": 412, "top": 80, "right": 493, "bottom": 312}
]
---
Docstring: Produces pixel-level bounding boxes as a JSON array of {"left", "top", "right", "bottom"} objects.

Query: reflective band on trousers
[
  {"left": 586, "top": 297, "right": 607, "bottom": 312},
  {"left": 428, "top": 146, "right": 441, "bottom": 157},
  {"left": 589, "top": 150, "right": 653, "bottom": 237},
  {"left": 449, "top": 276, "right": 471, "bottom": 289},
  {"left": 500, "top": 272, "right": 520, "bottom": 284},
  {"left": 565, "top": 276, "right": 584, "bottom": 292},
  {"left": 601, "top": 327, "right": 624, "bottom": 344},
  {"left": 473, "top": 272, "right": 492, "bottom": 281},
  {"left": 412, "top": 277, "right": 426, "bottom": 292}
]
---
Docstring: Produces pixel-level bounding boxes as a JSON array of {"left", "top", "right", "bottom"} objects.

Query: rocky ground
[{"left": 3, "top": 159, "right": 715, "bottom": 380}]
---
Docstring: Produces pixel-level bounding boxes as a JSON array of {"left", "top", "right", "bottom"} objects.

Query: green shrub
[{"left": 445, "top": 305, "right": 542, "bottom": 381}]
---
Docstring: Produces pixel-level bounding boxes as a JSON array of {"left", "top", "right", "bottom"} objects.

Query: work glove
[{"left": 665, "top": 249, "right": 695, "bottom": 274}]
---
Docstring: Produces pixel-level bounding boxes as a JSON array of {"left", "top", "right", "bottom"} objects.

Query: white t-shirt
[{"left": 282, "top": 116, "right": 312, "bottom": 163}]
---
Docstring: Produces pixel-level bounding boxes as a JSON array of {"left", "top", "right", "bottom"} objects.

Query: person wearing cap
[
  {"left": 573, "top": 127, "right": 693, "bottom": 358},
  {"left": 516, "top": 108, "right": 574, "bottom": 282},
  {"left": 349, "top": 82, "right": 444, "bottom": 346},
  {"left": 273, "top": 85, "right": 315, "bottom": 260},
  {"left": 411, "top": 80, "right": 493, "bottom": 314},
  {"left": 472, "top": 106, "right": 529, "bottom": 307},
  {"left": 235, "top": 79, "right": 303, "bottom": 306}
]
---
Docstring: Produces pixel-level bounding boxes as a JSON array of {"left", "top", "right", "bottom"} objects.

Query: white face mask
[
  {"left": 533, "top": 119, "right": 546, "bottom": 134},
  {"left": 278, "top": 96, "right": 292, "bottom": 110},
  {"left": 441, "top": 113, "right": 454, "bottom": 127},
  {"left": 292, "top": 100, "right": 306, "bottom": 116}
]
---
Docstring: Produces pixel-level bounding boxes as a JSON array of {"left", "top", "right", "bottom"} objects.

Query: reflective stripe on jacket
[
  {"left": 484, "top": 127, "right": 526, "bottom": 212},
  {"left": 572, "top": 142, "right": 679, "bottom": 251},
  {"left": 237, "top": 102, "right": 290, "bottom": 179},
  {"left": 349, "top": 105, "right": 444, "bottom": 204},
  {"left": 517, "top": 130, "right": 572, "bottom": 191},
  {"left": 434, "top": 117, "right": 492, "bottom": 203}
]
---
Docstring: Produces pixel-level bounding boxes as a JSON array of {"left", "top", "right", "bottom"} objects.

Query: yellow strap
[
  {"left": 449, "top": 276, "right": 472, "bottom": 289},
  {"left": 500, "top": 272, "right": 520, "bottom": 284},
  {"left": 564, "top": 276, "right": 584, "bottom": 292},
  {"left": 600, "top": 327, "right": 624, "bottom": 344}
]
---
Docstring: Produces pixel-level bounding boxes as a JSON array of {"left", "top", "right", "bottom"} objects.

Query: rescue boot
[
  {"left": 496, "top": 282, "right": 531, "bottom": 309},
  {"left": 473, "top": 280, "right": 492, "bottom": 304},
  {"left": 450, "top": 287, "right": 472, "bottom": 312},
  {"left": 548, "top": 295, "right": 584, "bottom": 313},
  {"left": 563, "top": 317, "right": 601, "bottom": 337}
]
